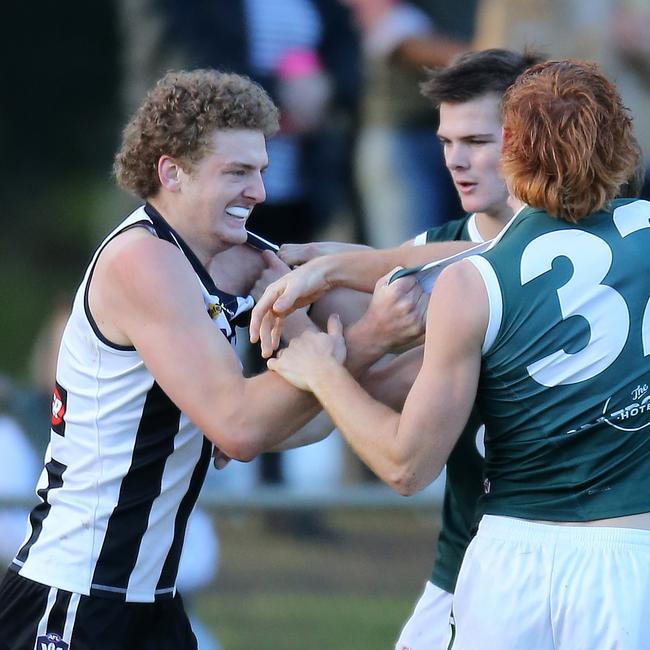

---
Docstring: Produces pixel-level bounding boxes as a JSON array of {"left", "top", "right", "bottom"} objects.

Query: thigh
[
  {"left": 552, "top": 529, "right": 650, "bottom": 650},
  {"left": 451, "top": 523, "right": 555, "bottom": 650},
  {"left": 395, "top": 581, "right": 452, "bottom": 650}
]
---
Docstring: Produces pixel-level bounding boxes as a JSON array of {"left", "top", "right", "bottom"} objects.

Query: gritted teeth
[{"left": 225, "top": 206, "right": 250, "bottom": 218}]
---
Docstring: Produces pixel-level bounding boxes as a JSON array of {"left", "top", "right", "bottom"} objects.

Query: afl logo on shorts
[
  {"left": 51, "top": 381, "right": 68, "bottom": 437},
  {"left": 36, "top": 632, "right": 69, "bottom": 650}
]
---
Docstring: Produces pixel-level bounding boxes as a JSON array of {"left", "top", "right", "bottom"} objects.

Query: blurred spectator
[
  {"left": 177, "top": 509, "right": 222, "bottom": 650},
  {"left": 474, "top": 0, "right": 650, "bottom": 198},
  {"left": 346, "top": 0, "right": 477, "bottom": 247},
  {"left": 0, "top": 379, "right": 41, "bottom": 572}
]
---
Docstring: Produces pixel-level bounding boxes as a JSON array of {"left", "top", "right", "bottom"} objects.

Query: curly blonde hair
[
  {"left": 114, "top": 69, "right": 280, "bottom": 200},
  {"left": 501, "top": 60, "right": 639, "bottom": 222}
]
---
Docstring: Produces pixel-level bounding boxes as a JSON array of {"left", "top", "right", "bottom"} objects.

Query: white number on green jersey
[{"left": 521, "top": 201, "right": 650, "bottom": 386}]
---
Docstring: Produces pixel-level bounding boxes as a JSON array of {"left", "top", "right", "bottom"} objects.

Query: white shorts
[
  {"left": 452, "top": 515, "right": 650, "bottom": 650},
  {"left": 395, "top": 580, "right": 453, "bottom": 650}
]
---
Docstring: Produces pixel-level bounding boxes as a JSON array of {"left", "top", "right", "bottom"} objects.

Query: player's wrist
[
  {"left": 308, "top": 355, "right": 347, "bottom": 393},
  {"left": 315, "top": 253, "right": 352, "bottom": 289},
  {"left": 344, "top": 320, "right": 390, "bottom": 372}
]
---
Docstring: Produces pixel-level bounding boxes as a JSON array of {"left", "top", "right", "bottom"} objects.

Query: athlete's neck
[
  {"left": 146, "top": 196, "right": 222, "bottom": 267},
  {"left": 474, "top": 210, "right": 512, "bottom": 240}
]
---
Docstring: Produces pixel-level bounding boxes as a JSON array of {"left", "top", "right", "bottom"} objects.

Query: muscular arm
[
  {"left": 270, "top": 411, "right": 335, "bottom": 451},
  {"left": 361, "top": 346, "right": 424, "bottom": 411},
  {"left": 209, "top": 243, "right": 266, "bottom": 296},
  {"left": 90, "top": 230, "right": 319, "bottom": 462},
  {"left": 250, "top": 240, "right": 470, "bottom": 355},
  {"left": 268, "top": 260, "right": 487, "bottom": 495},
  {"left": 303, "top": 240, "right": 472, "bottom": 294}
]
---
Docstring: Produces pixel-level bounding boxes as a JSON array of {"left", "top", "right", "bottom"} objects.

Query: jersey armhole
[
  {"left": 466, "top": 256, "right": 503, "bottom": 354},
  {"left": 83, "top": 221, "right": 156, "bottom": 351}
]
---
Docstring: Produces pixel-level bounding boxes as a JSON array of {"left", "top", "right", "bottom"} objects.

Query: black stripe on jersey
[
  {"left": 145, "top": 203, "right": 219, "bottom": 295},
  {"left": 156, "top": 437, "right": 212, "bottom": 591},
  {"left": 14, "top": 459, "right": 67, "bottom": 566},
  {"left": 90, "top": 381, "right": 181, "bottom": 600},
  {"left": 46, "top": 589, "right": 73, "bottom": 638}
]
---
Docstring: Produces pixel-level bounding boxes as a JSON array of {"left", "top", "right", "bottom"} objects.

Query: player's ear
[{"left": 158, "top": 156, "right": 183, "bottom": 192}]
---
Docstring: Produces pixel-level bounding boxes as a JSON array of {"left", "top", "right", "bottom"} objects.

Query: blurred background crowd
[{"left": 1, "top": 1, "right": 649, "bottom": 647}]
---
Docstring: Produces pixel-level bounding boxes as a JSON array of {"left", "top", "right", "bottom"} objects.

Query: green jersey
[
  {"left": 420, "top": 215, "right": 486, "bottom": 592},
  {"left": 469, "top": 199, "right": 650, "bottom": 521}
]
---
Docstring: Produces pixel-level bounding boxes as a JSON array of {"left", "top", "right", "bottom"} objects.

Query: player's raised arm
[
  {"left": 278, "top": 240, "right": 371, "bottom": 265},
  {"left": 250, "top": 239, "right": 471, "bottom": 356}
]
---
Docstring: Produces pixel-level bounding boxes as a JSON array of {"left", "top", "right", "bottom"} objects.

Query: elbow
[
  {"left": 223, "top": 440, "right": 259, "bottom": 463},
  {"left": 203, "top": 423, "right": 266, "bottom": 462},
  {"left": 385, "top": 462, "right": 440, "bottom": 497},
  {"left": 388, "top": 473, "right": 421, "bottom": 497}
]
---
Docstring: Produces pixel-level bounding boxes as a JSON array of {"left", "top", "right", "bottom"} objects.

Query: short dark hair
[
  {"left": 115, "top": 69, "right": 279, "bottom": 200},
  {"left": 420, "top": 48, "right": 545, "bottom": 106}
]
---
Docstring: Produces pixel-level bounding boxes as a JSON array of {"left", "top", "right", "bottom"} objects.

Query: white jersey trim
[
  {"left": 466, "top": 255, "right": 503, "bottom": 354},
  {"left": 465, "top": 213, "right": 484, "bottom": 243}
]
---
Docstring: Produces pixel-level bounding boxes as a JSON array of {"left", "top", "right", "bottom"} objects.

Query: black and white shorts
[{"left": 0, "top": 570, "right": 198, "bottom": 650}]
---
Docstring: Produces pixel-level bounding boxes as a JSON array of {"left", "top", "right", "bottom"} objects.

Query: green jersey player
[{"left": 260, "top": 60, "right": 650, "bottom": 649}]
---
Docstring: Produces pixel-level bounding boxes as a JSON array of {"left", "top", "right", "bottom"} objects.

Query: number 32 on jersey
[{"left": 521, "top": 201, "right": 650, "bottom": 386}]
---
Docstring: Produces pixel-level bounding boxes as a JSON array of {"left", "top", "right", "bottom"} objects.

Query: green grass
[
  {"left": 198, "top": 593, "right": 413, "bottom": 650},
  {"left": 190, "top": 509, "right": 440, "bottom": 649}
]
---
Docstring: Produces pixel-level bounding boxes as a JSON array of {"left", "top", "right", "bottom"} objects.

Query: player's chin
[
  {"left": 224, "top": 224, "right": 248, "bottom": 246},
  {"left": 460, "top": 194, "right": 484, "bottom": 214}
]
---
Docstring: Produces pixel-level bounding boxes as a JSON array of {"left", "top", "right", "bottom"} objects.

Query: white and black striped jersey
[{"left": 11, "top": 204, "right": 253, "bottom": 602}]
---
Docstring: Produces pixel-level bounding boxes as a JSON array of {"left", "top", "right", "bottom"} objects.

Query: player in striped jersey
[
  {"left": 255, "top": 60, "right": 650, "bottom": 648},
  {"left": 0, "top": 68, "right": 423, "bottom": 650}
]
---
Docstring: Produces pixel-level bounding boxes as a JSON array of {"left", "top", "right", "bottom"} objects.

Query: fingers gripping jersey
[
  {"left": 12, "top": 204, "right": 253, "bottom": 602},
  {"left": 468, "top": 199, "right": 650, "bottom": 521}
]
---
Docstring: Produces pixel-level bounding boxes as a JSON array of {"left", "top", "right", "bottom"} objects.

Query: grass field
[{"left": 192, "top": 508, "right": 441, "bottom": 649}]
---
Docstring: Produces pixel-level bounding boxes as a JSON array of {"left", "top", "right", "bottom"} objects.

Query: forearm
[
  {"left": 361, "top": 346, "right": 423, "bottom": 410},
  {"left": 309, "top": 288, "right": 371, "bottom": 330},
  {"left": 343, "top": 318, "right": 393, "bottom": 377},
  {"left": 218, "top": 372, "right": 320, "bottom": 459},
  {"left": 320, "top": 241, "right": 472, "bottom": 292},
  {"left": 307, "top": 360, "right": 411, "bottom": 491},
  {"left": 270, "top": 411, "right": 334, "bottom": 451}
]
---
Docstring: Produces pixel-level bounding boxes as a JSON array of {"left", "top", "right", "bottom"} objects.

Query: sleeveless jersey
[
  {"left": 11, "top": 204, "right": 254, "bottom": 602},
  {"left": 468, "top": 199, "right": 650, "bottom": 520},
  {"left": 418, "top": 215, "right": 486, "bottom": 593}
]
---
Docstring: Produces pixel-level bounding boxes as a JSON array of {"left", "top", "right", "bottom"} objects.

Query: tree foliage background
[{"left": 0, "top": 2, "right": 124, "bottom": 379}]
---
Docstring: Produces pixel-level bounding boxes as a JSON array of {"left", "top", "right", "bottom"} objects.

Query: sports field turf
[{"left": 193, "top": 508, "right": 441, "bottom": 649}]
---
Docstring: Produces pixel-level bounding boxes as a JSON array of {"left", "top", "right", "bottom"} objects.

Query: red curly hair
[{"left": 501, "top": 60, "right": 639, "bottom": 222}]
